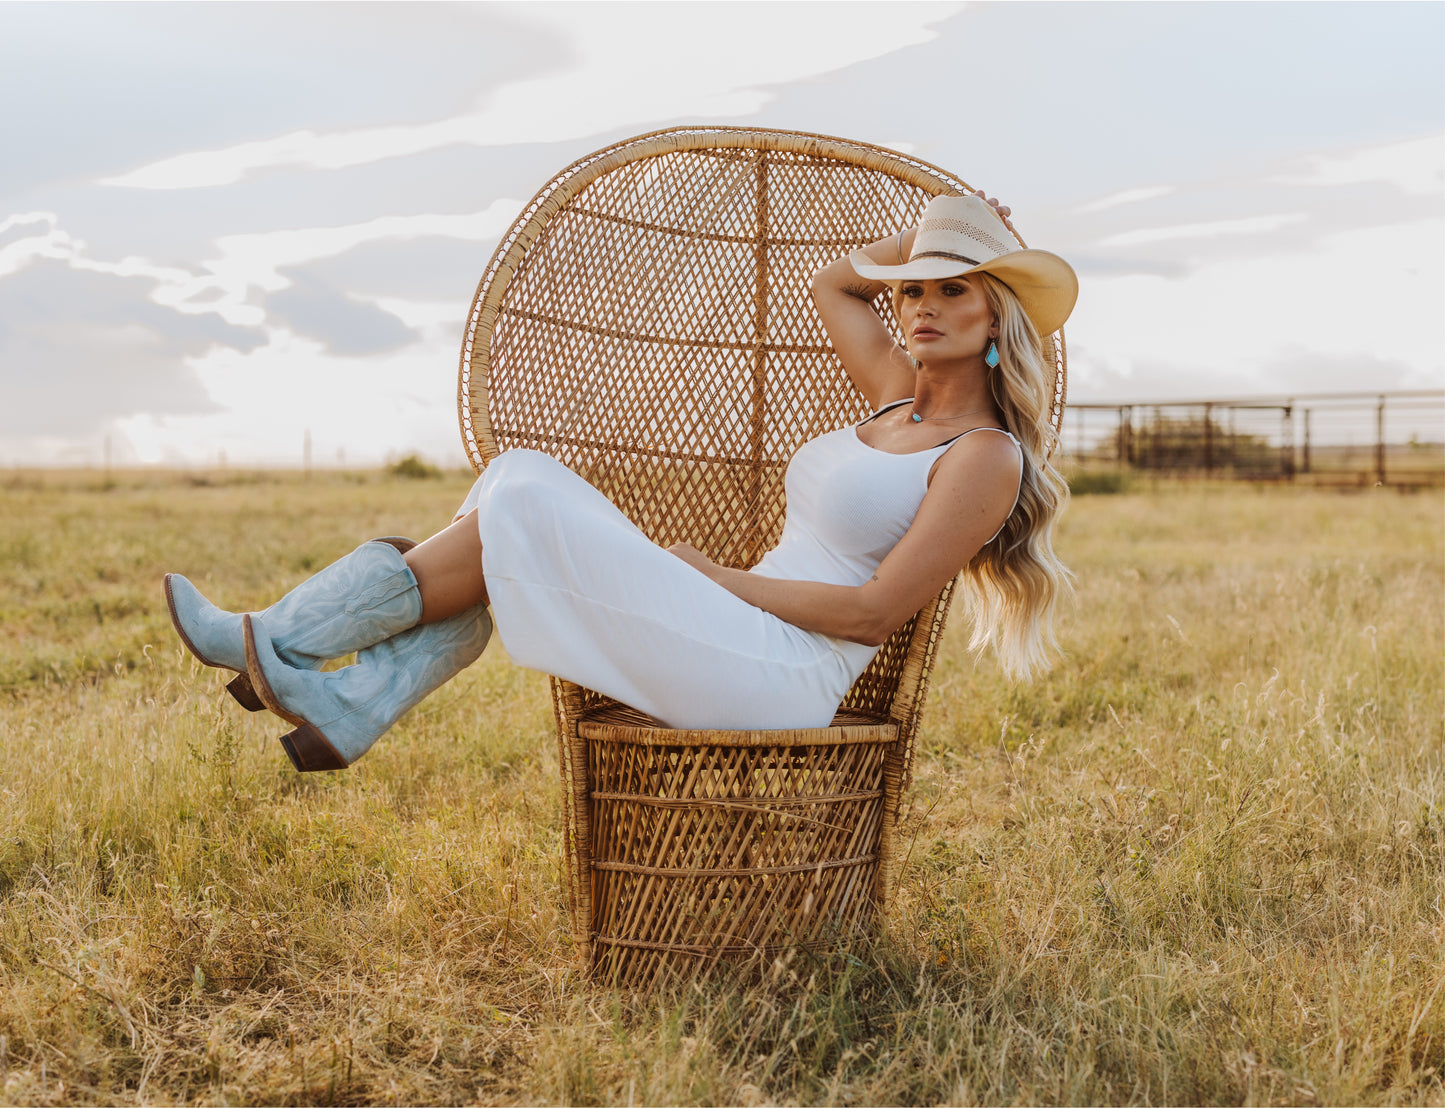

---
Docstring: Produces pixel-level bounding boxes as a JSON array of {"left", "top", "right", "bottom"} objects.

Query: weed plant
[{"left": 0, "top": 471, "right": 1440, "bottom": 1105}]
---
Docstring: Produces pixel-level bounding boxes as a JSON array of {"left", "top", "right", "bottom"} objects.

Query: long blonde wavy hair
[{"left": 901, "top": 272, "right": 1072, "bottom": 679}]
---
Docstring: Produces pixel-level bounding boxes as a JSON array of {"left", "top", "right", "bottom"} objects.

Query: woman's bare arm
[
  {"left": 810, "top": 229, "right": 918, "bottom": 410},
  {"left": 668, "top": 432, "right": 1023, "bottom": 645}
]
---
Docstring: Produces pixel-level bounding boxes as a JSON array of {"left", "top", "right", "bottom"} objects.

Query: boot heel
[
  {"left": 225, "top": 673, "right": 266, "bottom": 712},
  {"left": 279, "top": 724, "right": 349, "bottom": 773}
]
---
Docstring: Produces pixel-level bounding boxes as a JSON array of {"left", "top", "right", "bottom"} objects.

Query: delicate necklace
[{"left": 911, "top": 404, "right": 992, "bottom": 423}]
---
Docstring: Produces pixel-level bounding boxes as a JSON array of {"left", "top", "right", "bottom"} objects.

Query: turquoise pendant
[
  {"left": 985, "top": 341, "right": 1001, "bottom": 369},
  {"left": 911, "top": 413, "right": 922, "bottom": 423}
]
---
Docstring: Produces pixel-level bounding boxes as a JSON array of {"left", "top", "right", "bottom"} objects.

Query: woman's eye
[
  {"left": 942, "top": 283, "right": 964, "bottom": 295},
  {"left": 901, "top": 284, "right": 923, "bottom": 297}
]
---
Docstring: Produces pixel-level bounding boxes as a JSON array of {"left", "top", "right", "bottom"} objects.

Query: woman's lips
[{"left": 912, "top": 327, "right": 942, "bottom": 339}]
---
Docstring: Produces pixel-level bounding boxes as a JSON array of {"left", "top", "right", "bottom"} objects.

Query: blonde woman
[{"left": 164, "top": 192, "right": 1077, "bottom": 772}]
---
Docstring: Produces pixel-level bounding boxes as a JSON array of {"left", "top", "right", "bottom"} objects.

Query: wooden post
[
  {"left": 1203, "top": 402, "right": 1214, "bottom": 475},
  {"left": 1376, "top": 395, "right": 1387, "bottom": 485},
  {"left": 1303, "top": 408, "right": 1312, "bottom": 474},
  {"left": 1282, "top": 404, "right": 1295, "bottom": 480}
]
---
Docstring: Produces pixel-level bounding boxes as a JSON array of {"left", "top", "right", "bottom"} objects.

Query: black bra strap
[
  {"left": 858, "top": 397, "right": 914, "bottom": 426},
  {"left": 936, "top": 425, "right": 1017, "bottom": 449}
]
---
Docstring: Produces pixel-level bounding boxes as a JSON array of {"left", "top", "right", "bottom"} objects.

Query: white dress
[{"left": 453, "top": 399, "right": 1022, "bottom": 730}]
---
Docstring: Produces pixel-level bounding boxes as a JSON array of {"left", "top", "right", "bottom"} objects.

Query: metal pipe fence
[{"left": 1058, "top": 390, "right": 1444, "bottom": 488}]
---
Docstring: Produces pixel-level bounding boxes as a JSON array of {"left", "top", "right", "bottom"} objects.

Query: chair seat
[{"left": 576, "top": 703, "right": 898, "bottom": 745}]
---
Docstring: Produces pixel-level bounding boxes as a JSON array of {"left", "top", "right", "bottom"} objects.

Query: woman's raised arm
[
  {"left": 813, "top": 192, "right": 1017, "bottom": 410},
  {"left": 811, "top": 229, "right": 919, "bottom": 410}
]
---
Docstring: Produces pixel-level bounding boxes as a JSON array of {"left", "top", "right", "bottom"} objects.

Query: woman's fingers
[{"left": 974, "top": 189, "right": 1015, "bottom": 231}]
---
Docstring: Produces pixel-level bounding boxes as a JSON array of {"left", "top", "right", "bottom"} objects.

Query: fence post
[
  {"left": 1282, "top": 404, "right": 1294, "bottom": 480},
  {"left": 1302, "top": 408, "right": 1311, "bottom": 474},
  {"left": 1376, "top": 395, "right": 1386, "bottom": 485},
  {"left": 1204, "top": 402, "right": 1214, "bottom": 475}
]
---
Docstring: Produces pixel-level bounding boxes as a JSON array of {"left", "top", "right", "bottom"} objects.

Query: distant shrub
[
  {"left": 1068, "top": 469, "right": 1129, "bottom": 495},
  {"left": 388, "top": 455, "right": 442, "bottom": 480}
]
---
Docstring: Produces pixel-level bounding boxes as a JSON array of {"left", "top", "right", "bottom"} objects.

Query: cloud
[
  {"left": 100, "top": 3, "right": 958, "bottom": 190},
  {"left": 151, "top": 203, "right": 520, "bottom": 326},
  {"left": 1096, "top": 213, "right": 1308, "bottom": 249},
  {"left": 110, "top": 322, "right": 466, "bottom": 468},
  {"left": 0, "top": 3, "right": 557, "bottom": 194},
  {"left": 265, "top": 273, "right": 417, "bottom": 357},
  {"left": 1068, "top": 216, "right": 1444, "bottom": 400},
  {"left": 0, "top": 202, "right": 518, "bottom": 332},
  {"left": 1076, "top": 186, "right": 1175, "bottom": 214},
  {"left": 0, "top": 259, "right": 259, "bottom": 440},
  {"left": 0, "top": 213, "right": 78, "bottom": 277},
  {"left": 293, "top": 236, "right": 499, "bottom": 303},
  {"left": 1271, "top": 134, "right": 1445, "bottom": 196}
]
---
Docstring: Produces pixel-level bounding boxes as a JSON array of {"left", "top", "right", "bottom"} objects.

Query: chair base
[{"left": 565, "top": 702, "right": 902, "bottom": 988}]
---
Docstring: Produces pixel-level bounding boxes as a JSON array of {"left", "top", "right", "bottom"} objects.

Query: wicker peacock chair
[{"left": 457, "top": 126, "right": 1067, "bottom": 986}]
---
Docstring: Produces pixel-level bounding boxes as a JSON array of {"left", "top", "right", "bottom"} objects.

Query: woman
[{"left": 165, "top": 192, "right": 1076, "bottom": 772}]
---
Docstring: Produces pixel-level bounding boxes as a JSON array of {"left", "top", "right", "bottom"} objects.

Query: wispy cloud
[
  {"left": 1270, "top": 134, "right": 1444, "bottom": 195},
  {"left": 1096, "top": 213, "right": 1307, "bottom": 248},
  {"left": 0, "top": 213, "right": 74, "bottom": 277},
  {"left": 152, "top": 205, "right": 520, "bottom": 325},
  {"left": 0, "top": 203, "right": 518, "bottom": 327},
  {"left": 1076, "top": 186, "right": 1174, "bottom": 214},
  {"left": 100, "top": 4, "right": 955, "bottom": 190}
]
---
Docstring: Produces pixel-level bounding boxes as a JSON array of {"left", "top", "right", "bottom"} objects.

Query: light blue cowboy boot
[
  {"left": 242, "top": 604, "right": 492, "bottom": 771},
  {"left": 164, "top": 538, "right": 422, "bottom": 711}
]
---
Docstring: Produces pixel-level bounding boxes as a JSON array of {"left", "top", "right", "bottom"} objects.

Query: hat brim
[{"left": 849, "top": 247, "right": 1078, "bottom": 336}]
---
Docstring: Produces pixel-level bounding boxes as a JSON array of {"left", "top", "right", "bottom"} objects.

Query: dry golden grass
[{"left": 1, "top": 469, "right": 1441, "bottom": 1106}]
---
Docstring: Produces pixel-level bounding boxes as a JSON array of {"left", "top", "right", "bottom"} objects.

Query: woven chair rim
[
  {"left": 456, "top": 124, "right": 1067, "bottom": 470},
  {"left": 576, "top": 705, "right": 899, "bottom": 748}
]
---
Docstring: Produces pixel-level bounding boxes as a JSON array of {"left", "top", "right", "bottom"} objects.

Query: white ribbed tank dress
[{"left": 454, "top": 399, "right": 1021, "bottom": 730}]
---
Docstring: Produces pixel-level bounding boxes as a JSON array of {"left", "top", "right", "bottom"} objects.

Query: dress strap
[{"left": 933, "top": 427, "right": 1024, "bottom": 544}]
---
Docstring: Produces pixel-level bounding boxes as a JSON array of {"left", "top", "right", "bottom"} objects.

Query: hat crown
[
  {"left": 909, "top": 195, "right": 1018, "bottom": 266},
  {"left": 846, "top": 192, "right": 1077, "bottom": 336}
]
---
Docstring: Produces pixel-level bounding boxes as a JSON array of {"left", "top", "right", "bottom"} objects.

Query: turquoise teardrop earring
[{"left": 985, "top": 340, "right": 1001, "bottom": 369}]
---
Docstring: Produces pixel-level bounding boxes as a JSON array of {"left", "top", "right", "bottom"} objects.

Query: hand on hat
[{"left": 973, "top": 190, "right": 1015, "bottom": 234}]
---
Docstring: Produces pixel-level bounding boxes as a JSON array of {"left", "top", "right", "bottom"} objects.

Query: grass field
[{"left": 1, "top": 469, "right": 1441, "bottom": 1106}]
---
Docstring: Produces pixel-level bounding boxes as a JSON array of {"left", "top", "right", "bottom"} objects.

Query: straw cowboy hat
[{"left": 850, "top": 193, "right": 1078, "bottom": 337}]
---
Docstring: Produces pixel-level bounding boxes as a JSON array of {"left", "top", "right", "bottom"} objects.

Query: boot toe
[{"left": 166, "top": 574, "right": 246, "bottom": 672}]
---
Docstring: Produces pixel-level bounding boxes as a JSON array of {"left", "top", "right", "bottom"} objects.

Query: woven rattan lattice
[{"left": 456, "top": 127, "right": 1067, "bottom": 985}]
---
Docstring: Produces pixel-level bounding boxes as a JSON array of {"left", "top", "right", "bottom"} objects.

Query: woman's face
[{"left": 898, "top": 276, "right": 997, "bottom": 365}]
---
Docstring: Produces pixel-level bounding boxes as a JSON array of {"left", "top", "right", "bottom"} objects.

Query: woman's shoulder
[{"left": 928, "top": 426, "right": 1023, "bottom": 486}]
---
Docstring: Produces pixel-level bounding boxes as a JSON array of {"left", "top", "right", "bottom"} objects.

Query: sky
[{"left": 1, "top": 1, "right": 1441, "bottom": 468}]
